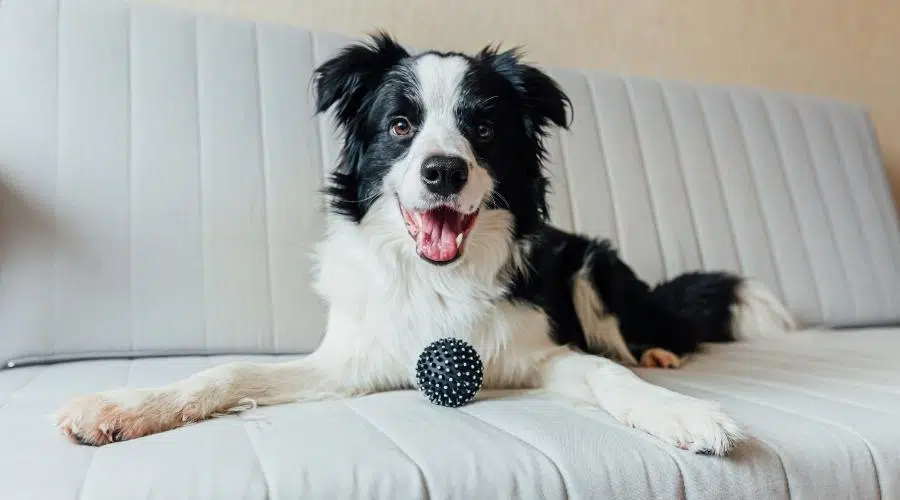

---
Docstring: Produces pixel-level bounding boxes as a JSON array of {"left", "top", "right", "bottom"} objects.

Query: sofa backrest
[{"left": 2, "top": 0, "right": 898, "bottom": 366}]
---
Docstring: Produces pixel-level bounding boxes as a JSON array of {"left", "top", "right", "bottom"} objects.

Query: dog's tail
[{"left": 652, "top": 272, "right": 796, "bottom": 343}]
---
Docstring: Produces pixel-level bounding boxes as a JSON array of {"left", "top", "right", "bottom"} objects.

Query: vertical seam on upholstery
[
  {"left": 857, "top": 111, "right": 900, "bottom": 254},
  {"left": 859, "top": 113, "right": 900, "bottom": 298},
  {"left": 584, "top": 74, "right": 622, "bottom": 246},
  {"left": 311, "top": 33, "right": 330, "bottom": 217},
  {"left": 827, "top": 108, "right": 894, "bottom": 310},
  {"left": 622, "top": 78, "right": 668, "bottom": 278},
  {"left": 545, "top": 69, "right": 576, "bottom": 232},
  {"left": 552, "top": 117, "right": 578, "bottom": 233},
  {"left": 659, "top": 83, "right": 704, "bottom": 269},
  {"left": 341, "top": 400, "right": 432, "bottom": 499},
  {"left": 790, "top": 101, "right": 857, "bottom": 318},
  {"left": 0, "top": 366, "right": 49, "bottom": 411},
  {"left": 757, "top": 95, "right": 827, "bottom": 320},
  {"left": 693, "top": 90, "right": 746, "bottom": 276},
  {"left": 241, "top": 419, "right": 272, "bottom": 499},
  {"left": 78, "top": 361, "right": 136, "bottom": 500},
  {"left": 726, "top": 90, "right": 811, "bottom": 313},
  {"left": 124, "top": 358, "right": 135, "bottom": 387},
  {"left": 310, "top": 33, "right": 330, "bottom": 350},
  {"left": 547, "top": 400, "right": 688, "bottom": 498},
  {"left": 822, "top": 109, "right": 896, "bottom": 311},
  {"left": 193, "top": 15, "right": 208, "bottom": 351},
  {"left": 647, "top": 378, "right": 802, "bottom": 498},
  {"left": 126, "top": 5, "right": 135, "bottom": 353},
  {"left": 252, "top": 23, "right": 275, "bottom": 352},
  {"left": 51, "top": 0, "right": 63, "bottom": 356},
  {"left": 666, "top": 377, "right": 883, "bottom": 500},
  {"left": 76, "top": 443, "right": 99, "bottom": 499},
  {"left": 459, "top": 408, "right": 570, "bottom": 498}
]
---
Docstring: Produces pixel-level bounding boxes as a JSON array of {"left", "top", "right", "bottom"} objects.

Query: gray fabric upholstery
[
  {"left": 2, "top": 1, "right": 899, "bottom": 499},
  {"left": 1, "top": 328, "right": 897, "bottom": 499},
  {"left": 1, "top": 0, "right": 898, "bottom": 365}
]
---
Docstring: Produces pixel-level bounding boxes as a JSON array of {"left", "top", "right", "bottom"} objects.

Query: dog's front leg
[
  {"left": 55, "top": 356, "right": 349, "bottom": 446},
  {"left": 538, "top": 351, "right": 744, "bottom": 456}
]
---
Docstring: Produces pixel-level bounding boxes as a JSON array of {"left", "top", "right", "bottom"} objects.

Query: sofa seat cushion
[
  {"left": 4, "top": 1, "right": 900, "bottom": 367},
  {"left": 2, "top": 328, "right": 897, "bottom": 499}
]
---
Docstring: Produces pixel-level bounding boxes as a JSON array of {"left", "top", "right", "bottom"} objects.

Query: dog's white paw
[
  {"left": 55, "top": 389, "right": 185, "bottom": 446},
  {"left": 611, "top": 392, "right": 744, "bottom": 456}
]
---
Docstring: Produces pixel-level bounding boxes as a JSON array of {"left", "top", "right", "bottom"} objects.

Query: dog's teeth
[
  {"left": 456, "top": 233, "right": 464, "bottom": 246},
  {"left": 413, "top": 212, "right": 422, "bottom": 225}
]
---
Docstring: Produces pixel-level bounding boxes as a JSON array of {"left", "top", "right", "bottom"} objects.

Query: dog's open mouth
[{"left": 400, "top": 205, "right": 479, "bottom": 264}]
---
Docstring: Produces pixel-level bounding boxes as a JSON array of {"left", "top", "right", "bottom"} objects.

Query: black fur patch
[
  {"left": 509, "top": 226, "right": 743, "bottom": 358},
  {"left": 314, "top": 32, "right": 413, "bottom": 223}
]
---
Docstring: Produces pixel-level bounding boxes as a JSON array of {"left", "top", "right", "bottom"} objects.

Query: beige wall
[{"left": 148, "top": 0, "right": 900, "bottom": 209}]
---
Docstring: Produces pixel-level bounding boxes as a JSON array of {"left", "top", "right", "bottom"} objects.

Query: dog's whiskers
[
  {"left": 345, "top": 192, "right": 381, "bottom": 204},
  {"left": 488, "top": 191, "right": 511, "bottom": 210}
]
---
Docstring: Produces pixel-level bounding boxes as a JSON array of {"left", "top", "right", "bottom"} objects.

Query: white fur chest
[{"left": 311, "top": 202, "right": 560, "bottom": 392}]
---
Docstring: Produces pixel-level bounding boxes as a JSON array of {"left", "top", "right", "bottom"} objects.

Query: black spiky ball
[{"left": 415, "top": 338, "right": 484, "bottom": 408}]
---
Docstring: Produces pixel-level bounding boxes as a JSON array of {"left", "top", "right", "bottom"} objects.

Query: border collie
[{"left": 56, "top": 33, "right": 795, "bottom": 456}]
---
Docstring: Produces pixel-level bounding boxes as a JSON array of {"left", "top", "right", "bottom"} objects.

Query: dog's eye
[
  {"left": 475, "top": 123, "right": 494, "bottom": 142},
  {"left": 390, "top": 117, "right": 413, "bottom": 137}
]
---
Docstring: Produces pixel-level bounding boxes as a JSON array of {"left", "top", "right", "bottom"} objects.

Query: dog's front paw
[
  {"left": 55, "top": 389, "right": 183, "bottom": 446},
  {"left": 613, "top": 392, "right": 744, "bottom": 456}
]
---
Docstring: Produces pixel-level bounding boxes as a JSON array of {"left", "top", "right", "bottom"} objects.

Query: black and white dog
[{"left": 56, "top": 34, "right": 794, "bottom": 455}]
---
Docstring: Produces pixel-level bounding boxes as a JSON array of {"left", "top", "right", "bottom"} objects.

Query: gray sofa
[{"left": 2, "top": 0, "right": 899, "bottom": 498}]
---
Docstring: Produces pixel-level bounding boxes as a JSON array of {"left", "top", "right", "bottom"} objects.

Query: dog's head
[{"left": 315, "top": 33, "right": 570, "bottom": 266}]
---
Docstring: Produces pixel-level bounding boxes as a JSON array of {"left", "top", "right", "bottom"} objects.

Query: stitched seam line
[
  {"left": 77, "top": 360, "right": 135, "bottom": 500},
  {"left": 649, "top": 379, "right": 802, "bottom": 498},
  {"left": 459, "top": 407, "right": 570, "bottom": 499},
  {"left": 659, "top": 83, "right": 704, "bottom": 269},
  {"left": 693, "top": 90, "right": 747, "bottom": 277},
  {"left": 584, "top": 73, "right": 622, "bottom": 246},
  {"left": 242, "top": 417, "right": 273, "bottom": 498},
  {"left": 825, "top": 107, "right": 894, "bottom": 311},
  {"left": 683, "top": 367, "right": 900, "bottom": 417},
  {"left": 790, "top": 100, "right": 857, "bottom": 318},
  {"left": 726, "top": 343, "right": 897, "bottom": 363},
  {"left": 703, "top": 351, "right": 900, "bottom": 396},
  {"left": 341, "top": 400, "right": 431, "bottom": 500},
  {"left": 311, "top": 32, "right": 331, "bottom": 209},
  {"left": 551, "top": 105, "right": 578, "bottom": 233},
  {"left": 546, "top": 398, "right": 688, "bottom": 498},
  {"left": 708, "top": 342, "right": 900, "bottom": 366},
  {"left": 253, "top": 23, "right": 275, "bottom": 352},
  {"left": 51, "top": 0, "right": 63, "bottom": 356},
  {"left": 0, "top": 366, "right": 50, "bottom": 411},
  {"left": 622, "top": 78, "right": 667, "bottom": 278},
  {"left": 664, "top": 377, "right": 883, "bottom": 500},
  {"left": 193, "top": 13, "right": 209, "bottom": 352},
  {"left": 126, "top": 4, "right": 134, "bottom": 353},
  {"left": 726, "top": 90, "right": 811, "bottom": 315},
  {"left": 756, "top": 94, "right": 828, "bottom": 320},
  {"left": 854, "top": 110, "right": 900, "bottom": 263}
]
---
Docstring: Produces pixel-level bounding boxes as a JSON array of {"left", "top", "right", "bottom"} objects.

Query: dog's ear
[
  {"left": 478, "top": 47, "right": 569, "bottom": 224},
  {"left": 314, "top": 32, "right": 409, "bottom": 126},
  {"left": 477, "top": 46, "right": 571, "bottom": 137}
]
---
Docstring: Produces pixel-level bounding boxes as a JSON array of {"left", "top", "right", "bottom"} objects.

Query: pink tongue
[{"left": 416, "top": 212, "right": 461, "bottom": 262}]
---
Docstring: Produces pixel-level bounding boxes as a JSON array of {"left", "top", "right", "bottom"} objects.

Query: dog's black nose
[{"left": 421, "top": 155, "right": 468, "bottom": 196}]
